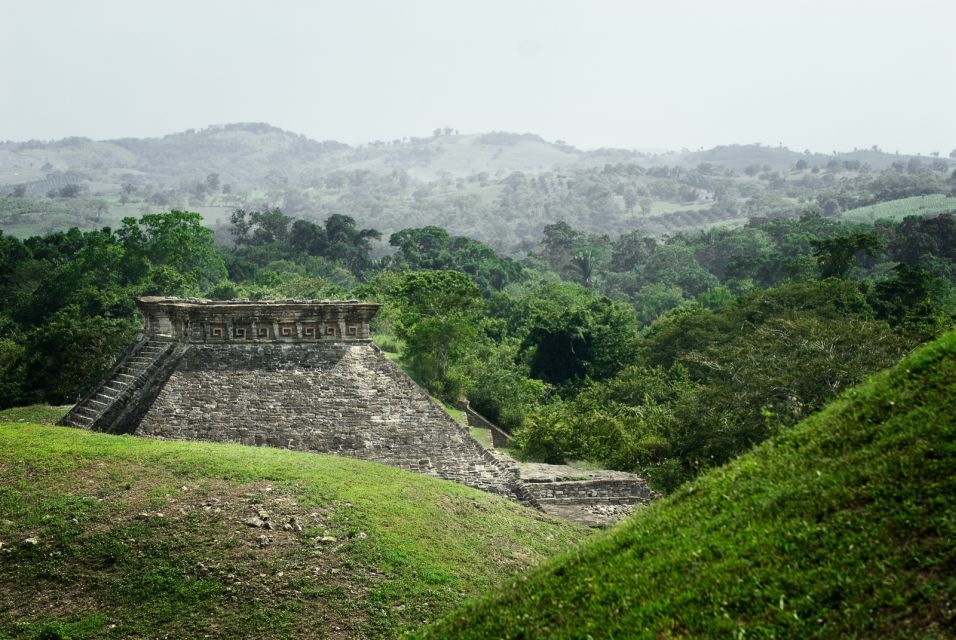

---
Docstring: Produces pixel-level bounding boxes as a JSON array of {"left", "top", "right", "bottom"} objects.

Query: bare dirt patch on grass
[
  {"left": 0, "top": 424, "right": 588, "bottom": 639},
  {"left": 1, "top": 461, "right": 375, "bottom": 639}
]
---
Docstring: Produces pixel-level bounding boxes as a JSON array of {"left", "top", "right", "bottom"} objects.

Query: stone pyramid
[{"left": 60, "top": 297, "right": 529, "bottom": 502}]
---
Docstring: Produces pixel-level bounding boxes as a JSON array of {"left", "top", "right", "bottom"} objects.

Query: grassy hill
[
  {"left": 418, "top": 330, "right": 956, "bottom": 639},
  {"left": 839, "top": 194, "right": 956, "bottom": 223},
  {"left": 0, "top": 125, "right": 348, "bottom": 191},
  {"left": 0, "top": 411, "right": 587, "bottom": 639},
  {"left": 330, "top": 132, "right": 585, "bottom": 181}
]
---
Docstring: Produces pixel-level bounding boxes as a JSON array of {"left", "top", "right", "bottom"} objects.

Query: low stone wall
[
  {"left": 456, "top": 401, "right": 513, "bottom": 448},
  {"left": 524, "top": 479, "right": 656, "bottom": 504},
  {"left": 516, "top": 462, "right": 659, "bottom": 525}
]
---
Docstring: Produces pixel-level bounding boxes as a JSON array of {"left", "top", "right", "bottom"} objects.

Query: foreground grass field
[
  {"left": 0, "top": 416, "right": 587, "bottom": 639},
  {"left": 419, "top": 330, "right": 956, "bottom": 639}
]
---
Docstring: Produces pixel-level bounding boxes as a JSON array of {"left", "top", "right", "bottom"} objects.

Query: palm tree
[{"left": 571, "top": 249, "right": 595, "bottom": 288}]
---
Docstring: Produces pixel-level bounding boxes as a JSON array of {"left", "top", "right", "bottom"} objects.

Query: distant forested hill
[{"left": 1, "top": 124, "right": 953, "bottom": 248}]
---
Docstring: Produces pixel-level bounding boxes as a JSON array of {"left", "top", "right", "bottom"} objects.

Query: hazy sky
[{"left": 2, "top": 0, "right": 954, "bottom": 154}]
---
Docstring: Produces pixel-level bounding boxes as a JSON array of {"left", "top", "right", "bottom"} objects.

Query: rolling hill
[
  {"left": 418, "top": 329, "right": 956, "bottom": 639},
  {"left": 1, "top": 124, "right": 952, "bottom": 246},
  {"left": 0, "top": 408, "right": 587, "bottom": 639},
  {"left": 2, "top": 124, "right": 944, "bottom": 193},
  {"left": 0, "top": 125, "right": 589, "bottom": 191}
]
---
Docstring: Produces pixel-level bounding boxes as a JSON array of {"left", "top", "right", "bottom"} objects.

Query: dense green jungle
[{"left": 2, "top": 127, "right": 954, "bottom": 493}]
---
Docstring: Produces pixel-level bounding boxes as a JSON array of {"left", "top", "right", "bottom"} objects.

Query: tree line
[{"left": 1, "top": 206, "right": 953, "bottom": 493}]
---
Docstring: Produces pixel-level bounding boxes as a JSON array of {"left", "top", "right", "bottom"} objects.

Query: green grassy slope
[
  {"left": 420, "top": 330, "right": 956, "bottom": 639},
  {"left": 0, "top": 419, "right": 587, "bottom": 639},
  {"left": 840, "top": 194, "right": 956, "bottom": 223}
]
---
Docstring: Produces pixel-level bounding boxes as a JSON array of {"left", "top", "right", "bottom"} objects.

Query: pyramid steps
[{"left": 60, "top": 337, "right": 175, "bottom": 430}]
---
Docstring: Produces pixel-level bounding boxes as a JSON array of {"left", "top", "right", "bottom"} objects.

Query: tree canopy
[{"left": 2, "top": 204, "right": 953, "bottom": 495}]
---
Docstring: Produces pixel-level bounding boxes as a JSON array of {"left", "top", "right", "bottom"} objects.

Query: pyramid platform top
[
  {"left": 135, "top": 297, "right": 380, "bottom": 343},
  {"left": 137, "top": 296, "right": 379, "bottom": 307}
]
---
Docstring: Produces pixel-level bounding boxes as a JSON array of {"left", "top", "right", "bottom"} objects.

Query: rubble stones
[
  {"left": 585, "top": 503, "right": 637, "bottom": 519},
  {"left": 518, "top": 462, "right": 658, "bottom": 527}
]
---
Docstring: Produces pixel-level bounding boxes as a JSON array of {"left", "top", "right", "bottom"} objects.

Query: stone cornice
[{"left": 135, "top": 297, "right": 380, "bottom": 343}]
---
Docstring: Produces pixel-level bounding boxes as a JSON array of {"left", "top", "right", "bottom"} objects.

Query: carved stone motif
[{"left": 136, "top": 297, "right": 379, "bottom": 343}]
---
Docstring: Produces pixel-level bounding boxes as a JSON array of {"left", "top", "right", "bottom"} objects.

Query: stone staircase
[{"left": 60, "top": 337, "right": 176, "bottom": 430}]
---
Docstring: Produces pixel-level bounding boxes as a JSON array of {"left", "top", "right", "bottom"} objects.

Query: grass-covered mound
[
  {"left": 420, "top": 330, "right": 956, "bottom": 639},
  {"left": 0, "top": 417, "right": 587, "bottom": 639}
]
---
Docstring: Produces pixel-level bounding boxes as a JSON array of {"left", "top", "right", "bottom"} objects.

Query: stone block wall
[
  {"left": 516, "top": 462, "right": 659, "bottom": 526},
  {"left": 523, "top": 479, "right": 657, "bottom": 504},
  {"left": 134, "top": 343, "right": 523, "bottom": 499}
]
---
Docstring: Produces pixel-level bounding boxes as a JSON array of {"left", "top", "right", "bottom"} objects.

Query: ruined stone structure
[
  {"left": 61, "top": 297, "right": 527, "bottom": 500},
  {"left": 518, "top": 463, "right": 658, "bottom": 527},
  {"left": 456, "top": 400, "right": 514, "bottom": 449},
  {"left": 61, "top": 297, "right": 655, "bottom": 525}
]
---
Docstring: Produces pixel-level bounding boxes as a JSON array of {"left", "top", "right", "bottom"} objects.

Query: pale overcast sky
[{"left": 2, "top": 0, "right": 954, "bottom": 154}]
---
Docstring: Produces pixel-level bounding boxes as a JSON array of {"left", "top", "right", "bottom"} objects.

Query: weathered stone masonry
[
  {"left": 61, "top": 297, "right": 656, "bottom": 525},
  {"left": 61, "top": 298, "right": 529, "bottom": 502}
]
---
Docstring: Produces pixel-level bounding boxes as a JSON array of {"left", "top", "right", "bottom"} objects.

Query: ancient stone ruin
[{"left": 61, "top": 297, "right": 656, "bottom": 525}]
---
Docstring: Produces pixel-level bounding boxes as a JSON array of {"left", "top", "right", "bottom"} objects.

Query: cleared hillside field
[
  {"left": 840, "top": 194, "right": 956, "bottom": 223},
  {"left": 0, "top": 416, "right": 586, "bottom": 639},
  {"left": 420, "top": 330, "right": 956, "bottom": 639}
]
